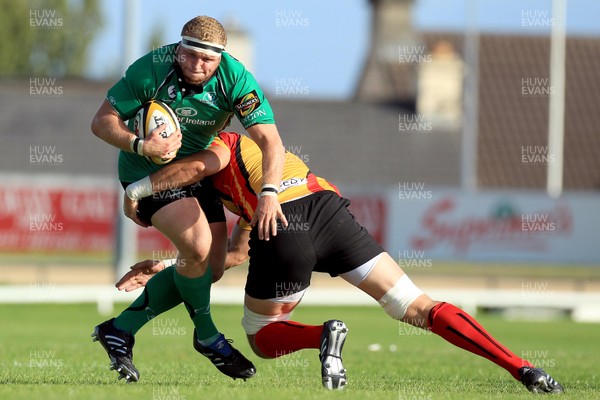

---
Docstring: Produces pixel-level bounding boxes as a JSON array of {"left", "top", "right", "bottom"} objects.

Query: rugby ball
[{"left": 133, "top": 100, "right": 180, "bottom": 164}]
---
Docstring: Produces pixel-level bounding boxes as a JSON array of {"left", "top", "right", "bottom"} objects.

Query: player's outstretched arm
[
  {"left": 116, "top": 259, "right": 164, "bottom": 292},
  {"left": 208, "top": 222, "right": 228, "bottom": 283},
  {"left": 225, "top": 222, "right": 251, "bottom": 270},
  {"left": 124, "top": 145, "right": 231, "bottom": 202},
  {"left": 116, "top": 222, "right": 249, "bottom": 290},
  {"left": 151, "top": 145, "right": 230, "bottom": 192},
  {"left": 122, "top": 192, "right": 149, "bottom": 228}
]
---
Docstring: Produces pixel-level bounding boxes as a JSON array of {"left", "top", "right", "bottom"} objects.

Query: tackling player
[
  {"left": 90, "top": 16, "right": 287, "bottom": 382},
  {"left": 114, "top": 132, "right": 564, "bottom": 393}
]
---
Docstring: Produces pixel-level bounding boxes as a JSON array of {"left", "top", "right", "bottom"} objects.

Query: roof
[{"left": 426, "top": 32, "right": 600, "bottom": 189}]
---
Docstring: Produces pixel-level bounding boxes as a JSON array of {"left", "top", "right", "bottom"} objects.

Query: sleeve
[
  {"left": 229, "top": 65, "right": 276, "bottom": 129},
  {"left": 209, "top": 134, "right": 228, "bottom": 150},
  {"left": 106, "top": 52, "right": 156, "bottom": 121}
]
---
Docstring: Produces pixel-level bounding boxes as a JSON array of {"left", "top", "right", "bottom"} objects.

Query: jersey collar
[{"left": 173, "top": 62, "right": 205, "bottom": 97}]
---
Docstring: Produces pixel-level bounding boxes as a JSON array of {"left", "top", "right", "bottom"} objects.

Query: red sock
[
  {"left": 254, "top": 321, "right": 323, "bottom": 358},
  {"left": 428, "top": 302, "right": 533, "bottom": 380}
]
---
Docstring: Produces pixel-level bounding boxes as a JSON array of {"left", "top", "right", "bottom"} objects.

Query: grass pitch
[{"left": 0, "top": 303, "right": 598, "bottom": 400}]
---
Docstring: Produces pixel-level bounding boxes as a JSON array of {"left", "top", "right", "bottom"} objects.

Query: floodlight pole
[
  {"left": 461, "top": 0, "right": 479, "bottom": 192},
  {"left": 114, "top": 0, "right": 140, "bottom": 282},
  {"left": 547, "top": 0, "right": 567, "bottom": 198}
]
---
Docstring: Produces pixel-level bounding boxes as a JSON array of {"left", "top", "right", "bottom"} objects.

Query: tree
[
  {"left": 147, "top": 25, "right": 166, "bottom": 53},
  {"left": 0, "top": 0, "right": 103, "bottom": 77}
]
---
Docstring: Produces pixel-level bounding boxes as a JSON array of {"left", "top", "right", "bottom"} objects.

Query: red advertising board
[
  {"left": 0, "top": 186, "right": 172, "bottom": 253},
  {"left": 346, "top": 195, "right": 387, "bottom": 245},
  {"left": 0, "top": 185, "right": 388, "bottom": 253}
]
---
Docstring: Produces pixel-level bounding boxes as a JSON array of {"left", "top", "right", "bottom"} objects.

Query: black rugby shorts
[
  {"left": 120, "top": 179, "right": 225, "bottom": 226},
  {"left": 245, "top": 191, "right": 384, "bottom": 300}
]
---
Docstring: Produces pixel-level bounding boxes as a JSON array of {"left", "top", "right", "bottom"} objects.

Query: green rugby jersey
[{"left": 106, "top": 43, "right": 275, "bottom": 182}]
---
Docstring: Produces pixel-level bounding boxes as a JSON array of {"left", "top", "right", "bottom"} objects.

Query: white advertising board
[{"left": 386, "top": 187, "right": 600, "bottom": 264}]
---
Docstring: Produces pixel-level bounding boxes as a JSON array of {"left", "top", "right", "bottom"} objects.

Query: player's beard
[
  {"left": 174, "top": 61, "right": 214, "bottom": 87},
  {"left": 183, "top": 69, "right": 208, "bottom": 85}
]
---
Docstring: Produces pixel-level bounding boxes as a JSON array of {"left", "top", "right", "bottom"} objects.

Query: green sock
[
  {"left": 173, "top": 266, "right": 219, "bottom": 341},
  {"left": 113, "top": 266, "right": 182, "bottom": 335}
]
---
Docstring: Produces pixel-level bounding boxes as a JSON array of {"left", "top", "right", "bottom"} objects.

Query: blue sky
[{"left": 87, "top": 0, "right": 600, "bottom": 99}]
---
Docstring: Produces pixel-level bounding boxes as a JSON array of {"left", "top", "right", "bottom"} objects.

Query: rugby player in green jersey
[{"left": 90, "top": 15, "right": 287, "bottom": 382}]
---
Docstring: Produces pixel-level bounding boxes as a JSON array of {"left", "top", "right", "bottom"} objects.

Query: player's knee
[
  {"left": 178, "top": 243, "right": 210, "bottom": 269},
  {"left": 192, "top": 239, "right": 212, "bottom": 261},
  {"left": 242, "top": 305, "right": 291, "bottom": 334},
  {"left": 246, "top": 334, "right": 271, "bottom": 359},
  {"left": 241, "top": 305, "right": 291, "bottom": 359},
  {"left": 377, "top": 274, "right": 424, "bottom": 320}
]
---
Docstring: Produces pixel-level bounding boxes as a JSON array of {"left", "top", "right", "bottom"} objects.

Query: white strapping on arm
[{"left": 125, "top": 176, "right": 153, "bottom": 201}]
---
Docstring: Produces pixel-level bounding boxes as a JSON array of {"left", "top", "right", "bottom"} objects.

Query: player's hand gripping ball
[{"left": 133, "top": 100, "right": 180, "bottom": 164}]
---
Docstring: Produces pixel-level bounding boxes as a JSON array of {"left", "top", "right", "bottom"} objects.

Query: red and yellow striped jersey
[{"left": 210, "top": 132, "right": 339, "bottom": 225}]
